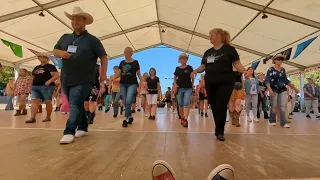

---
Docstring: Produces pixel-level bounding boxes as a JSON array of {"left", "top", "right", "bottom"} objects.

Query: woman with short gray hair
[{"left": 304, "top": 77, "right": 320, "bottom": 119}]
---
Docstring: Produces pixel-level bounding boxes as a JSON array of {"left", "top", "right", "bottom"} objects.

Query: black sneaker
[
  {"left": 128, "top": 117, "right": 134, "bottom": 124},
  {"left": 205, "top": 113, "right": 208, "bottom": 117},
  {"left": 148, "top": 116, "right": 153, "bottom": 120},
  {"left": 216, "top": 134, "right": 225, "bottom": 141},
  {"left": 289, "top": 112, "right": 294, "bottom": 116},
  {"left": 316, "top": 115, "right": 320, "bottom": 119},
  {"left": 306, "top": 115, "right": 311, "bottom": 118},
  {"left": 25, "top": 118, "right": 36, "bottom": 123},
  {"left": 206, "top": 164, "right": 234, "bottom": 180},
  {"left": 113, "top": 114, "right": 118, "bottom": 118},
  {"left": 131, "top": 109, "right": 136, "bottom": 113},
  {"left": 122, "top": 120, "right": 128, "bottom": 127},
  {"left": 201, "top": 112, "right": 204, "bottom": 116},
  {"left": 137, "top": 109, "right": 141, "bottom": 112},
  {"left": 152, "top": 116, "right": 156, "bottom": 120},
  {"left": 88, "top": 119, "right": 94, "bottom": 124}
]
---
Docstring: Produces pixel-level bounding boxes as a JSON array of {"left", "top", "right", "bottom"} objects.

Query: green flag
[{"left": 1, "top": 39, "right": 23, "bottom": 58}]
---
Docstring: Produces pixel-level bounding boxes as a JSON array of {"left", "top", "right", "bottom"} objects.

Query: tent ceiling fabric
[{"left": 0, "top": 0, "right": 319, "bottom": 73}]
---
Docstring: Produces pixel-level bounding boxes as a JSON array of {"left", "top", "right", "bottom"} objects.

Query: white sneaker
[
  {"left": 206, "top": 164, "right": 234, "bottom": 180},
  {"left": 60, "top": 135, "right": 74, "bottom": 144},
  {"left": 254, "top": 117, "right": 259, "bottom": 123},
  {"left": 270, "top": 123, "right": 276, "bottom": 126},
  {"left": 283, "top": 124, "right": 291, "bottom": 128},
  {"left": 145, "top": 113, "right": 149, "bottom": 117},
  {"left": 75, "top": 130, "right": 88, "bottom": 138},
  {"left": 247, "top": 116, "right": 252, "bottom": 122}
]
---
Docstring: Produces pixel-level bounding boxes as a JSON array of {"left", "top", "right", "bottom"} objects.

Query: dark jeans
[
  {"left": 257, "top": 94, "right": 268, "bottom": 118},
  {"left": 112, "top": 92, "right": 121, "bottom": 115},
  {"left": 120, "top": 84, "right": 138, "bottom": 118},
  {"left": 206, "top": 82, "right": 234, "bottom": 136},
  {"left": 62, "top": 84, "right": 92, "bottom": 135}
]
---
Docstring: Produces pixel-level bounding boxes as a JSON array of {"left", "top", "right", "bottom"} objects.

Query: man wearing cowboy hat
[
  {"left": 53, "top": 7, "right": 108, "bottom": 144},
  {"left": 304, "top": 76, "right": 320, "bottom": 119},
  {"left": 26, "top": 52, "right": 59, "bottom": 124}
]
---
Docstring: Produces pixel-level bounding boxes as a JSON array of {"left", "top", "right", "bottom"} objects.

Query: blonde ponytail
[{"left": 223, "top": 30, "right": 231, "bottom": 45}]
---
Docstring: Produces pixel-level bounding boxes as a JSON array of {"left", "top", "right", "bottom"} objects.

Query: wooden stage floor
[{"left": 0, "top": 108, "right": 320, "bottom": 180}]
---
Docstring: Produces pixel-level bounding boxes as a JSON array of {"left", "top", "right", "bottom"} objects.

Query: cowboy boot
[
  {"left": 14, "top": 109, "right": 21, "bottom": 116},
  {"left": 234, "top": 110, "right": 241, "bottom": 127},
  {"left": 229, "top": 110, "right": 235, "bottom": 125}
]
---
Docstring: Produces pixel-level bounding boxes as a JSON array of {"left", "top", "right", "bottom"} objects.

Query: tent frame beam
[
  {"left": 0, "top": 0, "right": 78, "bottom": 23},
  {"left": 223, "top": 0, "right": 320, "bottom": 29},
  {"left": 6, "top": 20, "right": 306, "bottom": 70}
]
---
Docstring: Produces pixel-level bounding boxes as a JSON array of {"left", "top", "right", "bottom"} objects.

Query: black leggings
[{"left": 206, "top": 83, "right": 234, "bottom": 136}]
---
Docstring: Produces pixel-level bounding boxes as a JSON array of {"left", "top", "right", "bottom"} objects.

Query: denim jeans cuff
[{"left": 77, "top": 127, "right": 88, "bottom": 132}]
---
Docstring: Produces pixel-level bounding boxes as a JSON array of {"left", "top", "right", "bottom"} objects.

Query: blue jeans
[
  {"left": 112, "top": 92, "right": 121, "bottom": 115},
  {"left": 31, "top": 85, "right": 55, "bottom": 102},
  {"left": 120, "top": 84, "right": 138, "bottom": 118},
  {"left": 269, "top": 91, "right": 287, "bottom": 126},
  {"left": 62, "top": 84, "right": 92, "bottom": 135},
  {"left": 5, "top": 94, "right": 14, "bottom": 110},
  {"left": 177, "top": 88, "right": 192, "bottom": 107}
]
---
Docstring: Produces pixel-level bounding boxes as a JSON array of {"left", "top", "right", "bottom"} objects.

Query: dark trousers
[
  {"left": 206, "top": 82, "right": 234, "bottom": 136},
  {"left": 257, "top": 94, "right": 268, "bottom": 118},
  {"left": 62, "top": 84, "right": 92, "bottom": 135}
]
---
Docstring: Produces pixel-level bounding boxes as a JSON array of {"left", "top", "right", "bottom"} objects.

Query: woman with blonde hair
[
  {"left": 139, "top": 72, "right": 149, "bottom": 116},
  {"left": 191, "top": 28, "right": 247, "bottom": 141},
  {"left": 4, "top": 77, "right": 15, "bottom": 111},
  {"left": 114, "top": 47, "right": 142, "bottom": 127},
  {"left": 173, "top": 53, "right": 194, "bottom": 127}
]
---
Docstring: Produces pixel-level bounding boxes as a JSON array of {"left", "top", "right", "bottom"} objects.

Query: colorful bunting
[
  {"left": 251, "top": 61, "right": 260, "bottom": 70},
  {"left": 1, "top": 39, "right": 23, "bottom": 58},
  {"left": 27, "top": 48, "right": 40, "bottom": 56},
  {"left": 279, "top": 47, "right": 292, "bottom": 60},
  {"left": 293, "top": 36, "right": 318, "bottom": 59},
  {"left": 50, "top": 55, "right": 62, "bottom": 69}
]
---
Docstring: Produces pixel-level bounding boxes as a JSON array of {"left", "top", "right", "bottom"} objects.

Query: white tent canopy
[{"left": 0, "top": 0, "right": 319, "bottom": 74}]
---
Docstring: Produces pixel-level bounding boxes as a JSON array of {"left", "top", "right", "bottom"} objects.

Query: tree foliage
[
  {"left": 288, "top": 69, "right": 320, "bottom": 89},
  {"left": 0, "top": 66, "right": 14, "bottom": 89}
]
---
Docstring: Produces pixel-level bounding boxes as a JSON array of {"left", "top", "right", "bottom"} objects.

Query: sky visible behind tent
[{"left": 106, "top": 45, "right": 203, "bottom": 93}]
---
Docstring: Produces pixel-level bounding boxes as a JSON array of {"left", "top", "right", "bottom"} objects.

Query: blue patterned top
[{"left": 265, "top": 67, "right": 290, "bottom": 93}]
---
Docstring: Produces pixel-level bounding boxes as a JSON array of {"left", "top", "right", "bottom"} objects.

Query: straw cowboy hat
[
  {"left": 36, "top": 52, "right": 50, "bottom": 59},
  {"left": 64, "top": 7, "right": 94, "bottom": 25}
]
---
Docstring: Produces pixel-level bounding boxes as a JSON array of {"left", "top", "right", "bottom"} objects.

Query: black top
[
  {"left": 146, "top": 76, "right": 159, "bottom": 94},
  {"left": 119, "top": 60, "right": 140, "bottom": 84},
  {"left": 32, "top": 64, "right": 58, "bottom": 86},
  {"left": 258, "top": 80, "right": 267, "bottom": 94},
  {"left": 201, "top": 45, "right": 239, "bottom": 84},
  {"left": 54, "top": 31, "right": 107, "bottom": 86},
  {"left": 174, "top": 65, "right": 193, "bottom": 88},
  {"left": 235, "top": 72, "right": 242, "bottom": 83},
  {"left": 93, "top": 64, "right": 100, "bottom": 89}
]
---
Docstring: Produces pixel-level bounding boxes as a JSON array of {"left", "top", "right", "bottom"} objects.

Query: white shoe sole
[
  {"left": 152, "top": 160, "right": 177, "bottom": 179},
  {"left": 206, "top": 164, "right": 234, "bottom": 180},
  {"left": 75, "top": 131, "right": 88, "bottom": 138}
]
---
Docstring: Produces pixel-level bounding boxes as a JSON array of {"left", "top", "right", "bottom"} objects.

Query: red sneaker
[
  {"left": 152, "top": 160, "right": 176, "bottom": 180},
  {"left": 182, "top": 119, "right": 188, "bottom": 127}
]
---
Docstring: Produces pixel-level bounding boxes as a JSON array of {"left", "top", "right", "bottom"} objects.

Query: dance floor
[{"left": 0, "top": 107, "right": 320, "bottom": 180}]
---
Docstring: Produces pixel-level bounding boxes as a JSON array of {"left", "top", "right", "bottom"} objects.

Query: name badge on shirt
[
  {"left": 67, "top": 45, "right": 77, "bottom": 53},
  {"left": 207, "top": 56, "right": 215, "bottom": 63}
]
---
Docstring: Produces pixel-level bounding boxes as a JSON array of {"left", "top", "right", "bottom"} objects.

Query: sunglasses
[{"left": 274, "top": 58, "right": 285, "bottom": 61}]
